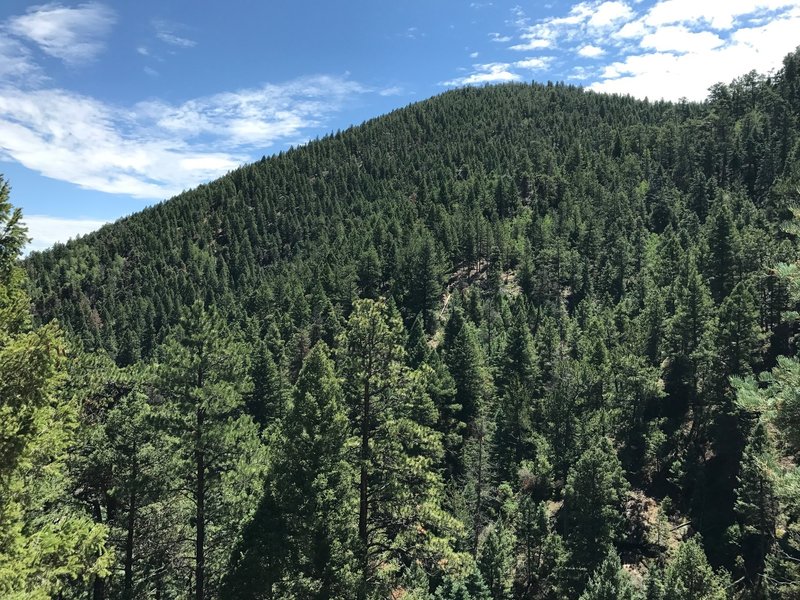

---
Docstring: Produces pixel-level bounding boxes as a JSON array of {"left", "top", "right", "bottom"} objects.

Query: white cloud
[
  {"left": 22, "top": 214, "right": 108, "bottom": 252},
  {"left": 590, "top": 1, "right": 800, "bottom": 99},
  {"left": 0, "top": 76, "right": 368, "bottom": 199},
  {"left": 578, "top": 44, "right": 605, "bottom": 57},
  {"left": 153, "top": 19, "right": 196, "bottom": 48},
  {"left": 615, "top": 19, "right": 648, "bottom": 38},
  {"left": 378, "top": 85, "right": 404, "bottom": 96},
  {"left": 509, "top": 1, "right": 633, "bottom": 53},
  {"left": 640, "top": 25, "right": 724, "bottom": 53},
  {"left": 157, "top": 32, "right": 196, "bottom": 47},
  {"left": 489, "top": 32, "right": 512, "bottom": 42},
  {"left": 588, "top": 1, "right": 633, "bottom": 27},
  {"left": 509, "top": 37, "right": 553, "bottom": 50},
  {"left": 642, "top": 0, "right": 800, "bottom": 29},
  {"left": 515, "top": 57, "right": 553, "bottom": 70},
  {"left": 470, "top": 51, "right": 480, "bottom": 58},
  {"left": 0, "top": 37, "right": 41, "bottom": 82},
  {"left": 7, "top": 2, "right": 115, "bottom": 65},
  {"left": 443, "top": 57, "right": 553, "bottom": 87},
  {"left": 443, "top": 63, "right": 521, "bottom": 86},
  {"left": 486, "top": 0, "right": 800, "bottom": 101}
]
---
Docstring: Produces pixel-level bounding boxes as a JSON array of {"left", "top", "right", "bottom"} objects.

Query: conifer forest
[{"left": 5, "top": 49, "right": 800, "bottom": 600}]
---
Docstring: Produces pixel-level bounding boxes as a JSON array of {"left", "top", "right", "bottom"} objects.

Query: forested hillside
[{"left": 4, "top": 48, "right": 800, "bottom": 598}]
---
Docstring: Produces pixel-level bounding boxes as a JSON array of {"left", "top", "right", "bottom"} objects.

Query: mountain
[{"left": 3, "top": 49, "right": 800, "bottom": 598}]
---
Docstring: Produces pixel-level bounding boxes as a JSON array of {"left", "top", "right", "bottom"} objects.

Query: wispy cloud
[
  {"left": 443, "top": 63, "right": 521, "bottom": 86},
  {"left": 467, "top": 0, "right": 800, "bottom": 101},
  {"left": 0, "top": 76, "right": 368, "bottom": 199},
  {"left": 153, "top": 19, "right": 196, "bottom": 48},
  {"left": 0, "top": 36, "right": 41, "bottom": 82},
  {"left": 443, "top": 57, "right": 553, "bottom": 86},
  {"left": 378, "top": 85, "right": 404, "bottom": 96},
  {"left": 489, "top": 32, "right": 512, "bottom": 42},
  {"left": 515, "top": 57, "right": 553, "bottom": 70},
  {"left": 22, "top": 214, "right": 108, "bottom": 253},
  {"left": 507, "top": 1, "right": 634, "bottom": 52},
  {"left": 7, "top": 2, "right": 115, "bottom": 65},
  {"left": 0, "top": 3, "right": 379, "bottom": 204}
]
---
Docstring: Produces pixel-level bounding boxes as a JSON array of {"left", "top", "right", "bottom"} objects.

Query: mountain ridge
[{"left": 9, "top": 48, "right": 800, "bottom": 598}]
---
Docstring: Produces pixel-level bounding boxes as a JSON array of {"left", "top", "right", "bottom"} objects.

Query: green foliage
[
  {"left": 0, "top": 177, "right": 112, "bottom": 598},
  {"left": 661, "top": 538, "right": 729, "bottom": 600},
  {"left": 340, "top": 299, "right": 466, "bottom": 596},
  {"left": 156, "top": 301, "right": 266, "bottom": 598},
  {"left": 578, "top": 549, "right": 637, "bottom": 600},
  {"left": 563, "top": 438, "right": 629, "bottom": 589},
  {"left": 13, "top": 49, "right": 800, "bottom": 598}
]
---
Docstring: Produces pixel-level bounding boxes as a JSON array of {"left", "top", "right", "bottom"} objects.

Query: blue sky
[{"left": 0, "top": 1, "right": 798, "bottom": 251}]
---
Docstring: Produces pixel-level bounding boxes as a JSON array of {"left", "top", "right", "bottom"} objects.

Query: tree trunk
[
  {"left": 123, "top": 446, "right": 138, "bottom": 600},
  {"left": 195, "top": 405, "right": 206, "bottom": 600},
  {"left": 358, "top": 371, "right": 371, "bottom": 600},
  {"left": 123, "top": 489, "right": 137, "bottom": 598}
]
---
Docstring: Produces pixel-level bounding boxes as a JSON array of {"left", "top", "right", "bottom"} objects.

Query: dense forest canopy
[{"left": 3, "top": 48, "right": 800, "bottom": 598}]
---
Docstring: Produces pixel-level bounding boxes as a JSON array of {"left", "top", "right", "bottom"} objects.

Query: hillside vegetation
[{"left": 3, "top": 49, "right": 800, "bottom": 598}]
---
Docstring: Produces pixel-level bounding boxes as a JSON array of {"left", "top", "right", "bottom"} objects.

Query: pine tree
[
  {"left": 156, "top": 302, "right": 266, "bottom": 600},
  {"left": 0, "top": 179, "right": 112, "bottom": 598},
  {"left": 247, "top": 339, "right": 289, "bottom": 429},
  {"left": 662, "top": 538, "right": 729, "bottom": 600},
  {"left": 478, "top": 519, "right": 516, "bottom": 600},
  {"left": 397, "top": 229, "right": 443, "bottom": 333},
  {"left": 706, "top": 195, "right": 742, "bottom": 303},
  {"left": 279, "top": 342, "right": 358, "bottom": 596},
  {"left": 663, "top": 255, "right": 713, "bottom": 416},
  {"left": 443, "top": 309, "right": 488, "bottom": 476},
  {"left": 339, "top": 299, "right": 463, "bottom": 597},
  {"left": 68, "top": 356, "right": 176, "bottom": 600},
  {"left": 578, "top": 548, "right": 637, "bottom": 600},
  {"left": 358, "top": 246, "right": 383, "bottom": 300},
  {"left": 715, "top": 280, "right": 764, "bottom": 378},
  {"left": 515, "top": 497, "right": 567, "bottom": 599},
  {"left": 734, "top": 421, "right": 778, "bottom": 588},
  {"left": 494, "top": 308, "right": 540, "bottom": 481},
  {"left": 563, "top": 438, "right": 629, "bottom": 590}
]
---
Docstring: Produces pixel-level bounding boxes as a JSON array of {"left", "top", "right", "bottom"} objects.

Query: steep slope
[
  {"left": 15, "top": 49, "right": 800, "bottom": 598},
  {"left": 25, "top": 77, "right": 698, "bottom": 357}
]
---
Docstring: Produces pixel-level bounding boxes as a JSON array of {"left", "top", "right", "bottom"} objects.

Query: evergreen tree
[
  {"left": 397, "top": 229, "right": 443, "bottom": 333},
  {"left": 67, "top": 356, "right": 176, "bottom": 600},
  {"left": 0, "top": 179, "right": 112, "bottom": 598},
  {"left": 156, "top": 302, "right": 266, "bottom": 599},
  {"left": 339, "top": 299, "right": 463, "bottom": 597},
  {"left": 706, "top": 195, "right": 742, "bottom": 303},
  {"left": 714, "top": 280, "right": 764, "bottom": 378},
  {"left": 563, "top": 438, "right": 629, "bottom": 590},
  {"left": 494, "top": 308, "right": 540, "bottom": 482},
  {"left": 734, "top": 421, "right": 778, "bottom": 588},
  {"left": 477, "top": 520, "right": 516, "bottom": 600},
  {"left": 279, "top": 342, "right": 358, "bottom": 597},
  {"left": 515, "top": 497, "right": 567, "bottom": 599},
  {"left": 443, "top": 308, "right": 488, "bottom": 476},
  {"left": 358, "top": 246, "right": 383, "bottom": 300},
  {"left": 662, "top": 538, "right": 729, "bottom": 600},
  {"left": 578, "top": 548, "right": 637, "bottom": 600},
  {"left": 248, "top": 339, "right": 289, "bottom": 429}
]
